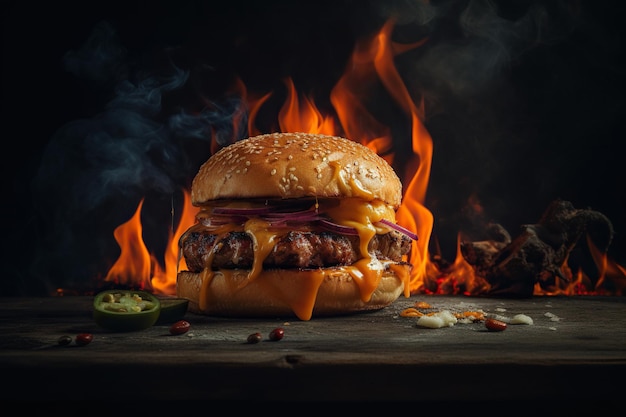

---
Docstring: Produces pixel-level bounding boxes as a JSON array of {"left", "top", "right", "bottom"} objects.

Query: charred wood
[{"left": 460, "top": 200, "right": 614, "bottom": 297}]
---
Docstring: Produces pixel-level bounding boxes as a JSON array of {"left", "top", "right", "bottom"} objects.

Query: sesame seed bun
[
  {"left": 177, "top": 132, "right": 412, "bottom": 320},
  {"left": 191, "top": 132, "right": 403, "bottom": 209}
]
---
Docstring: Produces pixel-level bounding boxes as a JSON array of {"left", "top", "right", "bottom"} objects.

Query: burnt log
[{"left": 460, "top": 200, "right": 614, "bottom": 297}]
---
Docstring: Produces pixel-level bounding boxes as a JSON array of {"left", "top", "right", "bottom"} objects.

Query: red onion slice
[
  {"left": 375, "top": 219, "right": 418, "bottom": 241},
  {"left": 317, "top": 219, "right": 360, "bottom": 236},
  {"left": 200, "top": 215, "right": 246, "bottom": 227}
]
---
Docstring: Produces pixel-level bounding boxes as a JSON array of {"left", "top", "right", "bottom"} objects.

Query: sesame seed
[{"left": 270, "top": 168, "right": 277, "bottom": 175}]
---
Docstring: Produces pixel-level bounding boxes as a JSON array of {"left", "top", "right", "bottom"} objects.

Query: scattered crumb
[
  {"left": 491, "top": 314, "right": 511, "bottom": 323},
  {"left": 414, "top": 301, "right": 432, "bottom": 309},
  {"left": 544, "top": 312, "right": 561, "bottom": 322},
  {"left": 416, "top": 310, "right": 458, "bottom": 328},
  {"left": 402, "top": 301, "right": 535, "bottom": 330},
  {"left": 454, "top": 310, "right": 485, "bottom": 323},
  {"left": 400, "top": 307, "right": 423, "bottom": 317},
  {"left": 510, "top": 314, "right": 534, "bottom": 325}
]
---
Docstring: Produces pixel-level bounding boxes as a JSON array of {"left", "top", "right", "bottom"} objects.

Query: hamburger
[{"left": 176, "top": 132, "right": 416, "bottom": 320}]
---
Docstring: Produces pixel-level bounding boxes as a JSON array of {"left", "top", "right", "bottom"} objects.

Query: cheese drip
[
  {"left": 186, "top": 198, "right": 407, "bottom": 319},
  {"left": 325, "top": 198, "right": 396, "bottom": 302},
  {"left": 255, "top": 269, "right": 327, "bottom": 321},
  {"left": 243, "top": 218, "right": 278, "bottom": 287}
]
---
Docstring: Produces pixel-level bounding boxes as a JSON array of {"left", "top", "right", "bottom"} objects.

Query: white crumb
[
  {"left": 510, "top": 314, "right": 533, "bottom": 325},
  {"left": 488, "top": 313, "right": 533, "bottom": 325},
  {"left": 544, "top": 312, "right": 561, "bottom": 322},
  {"left": 416, "top": 310, "right": 458, "bottom": 329},
  {"left": 491, "top": 313, "right": 512, "bottom": 323}
]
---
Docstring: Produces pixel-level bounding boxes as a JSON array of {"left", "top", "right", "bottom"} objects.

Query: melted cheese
[
  {"left": 389, "top": 262, "right": 411, "bottom": 298},
  {"left": 185, "top": 198, "right": 410, "bottom": 320},
  {"left": 198, "top": 268, "right": 213, "bottom": 312},
  {"left": 329, "top": 161, "right": 375, "bottom": 200},
  {"left": 243, "top": 218, "right": 278, "bottom": 287},
  {"left": 325, "top": 198, "right": 395, "bottom": 258},
  {"left": 258, "top": 268, "right": 326, "bottom": 321}
]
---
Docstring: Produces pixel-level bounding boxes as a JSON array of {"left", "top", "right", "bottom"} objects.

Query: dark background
[{"left": 3, "top": 0, "right": 625, "bottom": 296}]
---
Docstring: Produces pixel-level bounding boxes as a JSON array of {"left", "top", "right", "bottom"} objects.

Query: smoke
[
  {"left": 385, "top": 1, "right": 590, "bottom": 255},
  {"left": 63, "top": 21, "right": 129, "bottom": 84},
  {"left": 358, "top": 0, "right": 624, "bottom": 265},
  {"left": 29, "top": 20, "right": 246, "bottom": 294},
  {"left": 413, "top": 0, "right": 578, "bottom": 97}
]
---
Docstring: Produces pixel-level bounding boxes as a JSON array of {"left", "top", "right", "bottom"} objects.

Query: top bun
[{"left": 191, "top": 132, "right": 403, "bottom": 208}]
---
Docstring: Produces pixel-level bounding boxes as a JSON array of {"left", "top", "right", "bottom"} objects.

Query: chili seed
[
  {"left": 247, "top": 332, "right": 262, "bottom": 344},
  {"left": 169, "top": 320, "right": 191, "bottom": 335},
  {"left": 57, "top": 335, "right": 73, "bottom": 346},
  {"left": 269, "top": 327, "right": 284, "bottom": 341},
  {"left": 485, "top": 318, "right": 507, "bottom": 332},
  {"left": 75, "top": 333, "right": 93, "bottom": 346}
]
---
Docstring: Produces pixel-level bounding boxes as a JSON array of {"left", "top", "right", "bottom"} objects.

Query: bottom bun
[{"left": 176, "top": 266, "right": 408, "bottom": 320}]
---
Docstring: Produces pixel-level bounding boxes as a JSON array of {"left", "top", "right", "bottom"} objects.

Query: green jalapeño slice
[
  {"left": 155, "top": 297, "right": 189, "bottom": 324},
  {"left": 93, "top": 290, "right": 161, "bottom": 332}
]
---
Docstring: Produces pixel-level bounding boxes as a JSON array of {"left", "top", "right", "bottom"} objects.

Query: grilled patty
[{"left": 180, "top": 229, "right": 412, "bottom": 272}]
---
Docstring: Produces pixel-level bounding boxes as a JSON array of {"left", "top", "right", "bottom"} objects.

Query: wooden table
[{"left": 1, "top": 295, "right": 625, "bottom": 411}]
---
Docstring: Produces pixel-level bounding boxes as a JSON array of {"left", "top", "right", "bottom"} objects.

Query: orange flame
[
  {"left": 103, "top": 19, "right": 623, "bottom": 297},
  {"left": 104, "top": 199, "right": 151, "bottom": 290},
  {"left": 530, "top": 236, "right": 626, "bottom": 296},
  {"left": 104, "top": 193, "right": 197, "bottom": 295},
  {"left": 590, "top": 239, "right": 626, "bottom": 296}
]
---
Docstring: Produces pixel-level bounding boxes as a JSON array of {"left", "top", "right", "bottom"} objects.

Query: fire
[
  {"left": 104, "top": 192, "right": 197, "bottom": 295},
  {"left": 590, "top": 237, "right": 626, "bottom": 295},
  {"left": 104, "top": 199, "right": 151, "bottom": 290},
  {"left": 103, "top": 19, "right": 624, "bottom": 297},
  {"left": 531, "top": 237, "right": 626, "bottom": 296}
]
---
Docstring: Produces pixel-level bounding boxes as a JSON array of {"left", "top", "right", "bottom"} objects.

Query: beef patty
[{"left": 180, "top": 229, "right": 412, "bottom": 272}]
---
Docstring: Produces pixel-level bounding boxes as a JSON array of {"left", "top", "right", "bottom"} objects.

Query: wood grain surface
[{"left": 1, "top": 295, "right": 625, "bottom": 408}]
